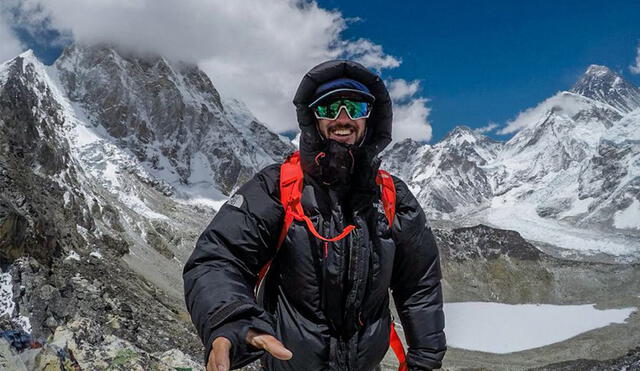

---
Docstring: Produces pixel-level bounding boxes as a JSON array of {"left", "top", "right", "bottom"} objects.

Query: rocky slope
[
  {"left": 435, "top": 225, "right": 640, "bottom": 305},
  {"left": 0, "top": 46, "right": 293, "bottom": 369}
]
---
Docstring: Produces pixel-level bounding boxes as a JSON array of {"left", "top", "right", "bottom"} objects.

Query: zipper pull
[{"left": 323, "top": 241, "right": 329, "bottom": 258}]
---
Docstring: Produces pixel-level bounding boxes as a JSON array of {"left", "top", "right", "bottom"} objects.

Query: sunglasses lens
[
  {"left": 345, "top": 100, "right": 370, "bottom": 118},
  {"left": 315, "top": 104, "right": 334, "bottom": 119},
  {"left": 315, "top": 99, "right": 370, "bottom": 119}
]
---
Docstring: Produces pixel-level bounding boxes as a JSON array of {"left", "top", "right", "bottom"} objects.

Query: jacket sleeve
[
  {"left": 390, "top": 177, "right": 447, "bottom": 370},
  {"left": 183, "top": 164, "right": 284, "bottom": 369}
]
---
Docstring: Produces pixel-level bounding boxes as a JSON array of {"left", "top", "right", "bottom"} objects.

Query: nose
[{"left": 335, "top": 107, "right": 353, "bottom": 123}]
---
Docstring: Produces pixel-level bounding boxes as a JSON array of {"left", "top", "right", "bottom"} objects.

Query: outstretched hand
[{"left": 207, "top": 329, "right": 293, "bottom": 371}]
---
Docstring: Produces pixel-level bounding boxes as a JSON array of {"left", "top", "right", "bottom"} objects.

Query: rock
[
  {"left": 529, "top": 347, "right": 640, "bottom": 370},
  {"left": 43, "top": 316, "right": 58, "bottom": 329},
  {"left": 0, "top": 198, "right": 29, "bottom": 263},
  {"left": 154, "top": 348, "right": 204, "bottom": 371},
  {"left": 0, "top": 338, "right": 28, "bottom": 371}
]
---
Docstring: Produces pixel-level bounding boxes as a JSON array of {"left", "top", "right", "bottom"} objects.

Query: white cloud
[
  {"left": 474, "top": 122, "right": 498, "bottom": 134},
  {"left": 4, "top": 0, "right": 432, "bottom": 142},
  {"left": 386, "top": 78, "right": 432, "bottom": 142},
  {"left": 388, "top": 79, "right": 420, "bottom": 101},
  {"left": 497, "top": 91, "right": 588, "bottom": 135},
  {"left": 0, "top": 11, "right": 25, "bottom": 63},
  {"left": 339, "top": 38, "right": 401, "bottom": 72},
  {"left": 392, "top": 97, "right": 432, "bottom": 142},
  {"left": 630, "top": 43, "right": 640, "bottom": 75}
]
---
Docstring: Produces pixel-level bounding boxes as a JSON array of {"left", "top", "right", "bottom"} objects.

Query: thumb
[
  {"left": 209, "top": 337, "right": 231, "bottom": 371},
  {"left": 246, "top": 329, "right": 293, "bottom": 361}
]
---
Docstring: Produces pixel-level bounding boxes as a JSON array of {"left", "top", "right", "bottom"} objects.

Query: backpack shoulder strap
[
  {"left": 256, "top": 151, "right": 303, "bottom": 293},
  {"left": 276, "top": 151, "right": 304, "bottom": 249},
  {"left": 376, "top": 170, "right": 407, "bottom": 371},
  {"left": 376, "top": 169, "right": 396, "bottom": 225}
]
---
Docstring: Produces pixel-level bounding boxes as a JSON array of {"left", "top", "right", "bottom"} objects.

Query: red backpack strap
[
  {"left": 390, "top": 322, "right": 408, "bottom": 371},
  {"left": 275, "top": 151, "right": 305, "bottom": 248},
  {"left": 377, "top": 170, "right": 406, "bottom": 371},
  {"left": 376, "top": 169, "right": 396, "bottom": 225},
  {"left": 255, "top": 151, "right": 303, "bottom": 294}
]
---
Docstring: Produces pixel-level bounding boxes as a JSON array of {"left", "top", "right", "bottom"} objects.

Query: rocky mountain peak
[
  {"left": 584, "top": 64, "right": 614, "bottom": 77},
  {"left": 1, "top": 50, "right": 47, "bottom": 87},
  {"left": 437, "top": 125, "right": 502, "bottom": 166},
  {"left": 441, "top": 125, "right": 498, "bottom": 147},
  {"left": 443, "top": 125, "right": 476, "bottom": 141},
  {"left": 6, "top": 49, "right": 39, "bottom": 66},
  {"left": 570, "top": 64, "right": 640, "bottom": 113}
]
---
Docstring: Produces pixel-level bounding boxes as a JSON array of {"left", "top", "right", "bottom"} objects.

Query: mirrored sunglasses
[{"left": 313, "top": 99, "right": 372, "bottom": 120}]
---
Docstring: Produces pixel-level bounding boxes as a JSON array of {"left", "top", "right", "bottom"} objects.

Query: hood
[{"left": 292, "top": 60, "right": 393, "bottom": 183}]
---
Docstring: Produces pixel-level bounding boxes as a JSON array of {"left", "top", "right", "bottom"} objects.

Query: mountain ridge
[{"left": 382, "top": 64, "right": 640, "bottom": 260}]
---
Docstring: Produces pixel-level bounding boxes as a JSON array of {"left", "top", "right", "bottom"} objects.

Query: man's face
[{"left": 317, "top": 106, "right": 367, "bottom": 145}]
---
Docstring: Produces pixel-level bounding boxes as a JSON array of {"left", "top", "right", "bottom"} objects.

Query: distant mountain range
[
  {"left": 1, "top": 45, "right": 638, "bottom": 272},
  {"left": 383, "top": 64, "right": 640, "bottom": 261}
]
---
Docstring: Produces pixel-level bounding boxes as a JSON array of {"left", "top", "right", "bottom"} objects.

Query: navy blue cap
[{"left": 308, "top": 78, "right": 376, "bottom": 107}]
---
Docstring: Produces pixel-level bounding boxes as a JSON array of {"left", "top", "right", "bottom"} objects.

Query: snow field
[
  {"left": 486, "top": 198, "right": 638, "bottom": 257},
  {"left": 444, "top": 302, "right": 636, "bottom": 354},
  {"left": 614, "top": 198, "right": 640, "bottom": 230}
]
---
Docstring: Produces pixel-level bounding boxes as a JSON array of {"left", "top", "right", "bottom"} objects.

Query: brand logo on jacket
[
  {"left": 226, "top": 194, "right": 245, "bottom": 209},
  {"left": 374, "top": 201, "right": 385, "bottom": 216}
]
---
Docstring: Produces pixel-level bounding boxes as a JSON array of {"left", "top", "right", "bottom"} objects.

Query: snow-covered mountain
[
  {"left": 0, "top": 44, "right": 296, "bottom": 294},
  {"left": 570, "top": 64, "right": 640, "bottom": 113},
  {"left": 0, "top": 46, "right": 295, "bottom": 367},
  {"left": 383, "top": 126, "right": 501, "bottom": 216},
  {"left": 383, "top": 65, "right": 640, "bottom": 261},
  {"left": 54, "top": 44, "right": 293, "bottom": 198}
]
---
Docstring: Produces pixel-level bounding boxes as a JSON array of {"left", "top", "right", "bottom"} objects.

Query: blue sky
[
  {"left": 319, "top": 0, "right": 640, "bottom": 142},
  {"left": 5, "top": 0, "right": 640, "bottom": 143}
]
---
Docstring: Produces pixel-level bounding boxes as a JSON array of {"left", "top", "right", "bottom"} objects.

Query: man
[{"left": 183, "top": 60, "right": 446, "bottom": 371}]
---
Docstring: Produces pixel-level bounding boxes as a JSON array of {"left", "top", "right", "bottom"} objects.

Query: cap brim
[{"left": 308, "top": 88, "right": 376, "bottom": 108}]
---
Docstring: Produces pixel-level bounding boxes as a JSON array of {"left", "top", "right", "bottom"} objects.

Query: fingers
[
  {"left": 246, "top": 329, "right": 293, "bottom": 361},
  {"left": 208, "top": 337, "right": 232, "bottom": 371}
]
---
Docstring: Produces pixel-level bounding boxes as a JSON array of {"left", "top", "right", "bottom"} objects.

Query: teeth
[{"left": 332, "top": 129, "right": 352, "bottom": 135}]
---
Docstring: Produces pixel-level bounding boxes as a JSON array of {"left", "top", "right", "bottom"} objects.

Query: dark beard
[
  {"left": 318, "top": 140, "right": 355, "bottom": 187},
  {"left": 313, "top": 140, "right": 379, "bottom": 198}
]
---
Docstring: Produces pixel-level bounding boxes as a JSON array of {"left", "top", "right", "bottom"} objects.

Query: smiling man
[{"left": 184, "top": 60, "right": 446, "bottom": 371}]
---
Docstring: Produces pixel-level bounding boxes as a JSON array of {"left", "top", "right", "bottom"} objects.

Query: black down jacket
[{"left": 183, "top": 60, "right": 446, "bottom": 371}]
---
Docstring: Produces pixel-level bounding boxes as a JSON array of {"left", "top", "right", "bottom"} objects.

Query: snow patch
[
  {"left": 76, "top": 225, "right": 89, "bottom": 239},
  {"left": 614, "top": 198, "right": 640, "bottom": 230},
  {"left": 119, "top": 192, "right": 169, "bottom": 220},
  {"left": 485, "top": 200, "right": 637, "bottom": 256},
  {"left": 0, "top": 270, "right": 32, "bottom": 333},
  {"left": 0, "top": 58, "right": 13, "bottom": 87},
  {"left": 0, "top": 271, "right": 14, "bottom": 317},
  {"left": 291, "top": 132, "right": 300, "bottom": 149},
  {"left": 90, "top": 251, "right": 103, "bottom": 259},
  {"left": 14, "top": 316, "right": 32, "bottom": 333},
  {"left": 445, "top": 302, "right": 636, "bottom": 353},
  {"left": 65, "top": 250, "right": 81, "bottom": 261}
]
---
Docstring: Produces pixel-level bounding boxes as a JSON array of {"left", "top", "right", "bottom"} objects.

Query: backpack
[{"left": 255, "top": 151, "right": 408, "bottom": 371}]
